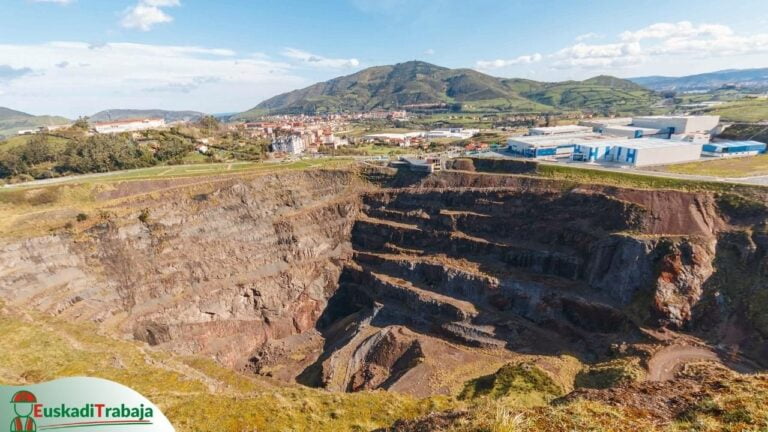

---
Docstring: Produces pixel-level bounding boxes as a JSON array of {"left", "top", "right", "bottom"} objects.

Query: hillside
[
  {"left": 631, "top": 68, "right": 768, "bottom": 91},
  {"left": 90, "top": 109, "right": 205, "bottom": 123},
  {"left": 0, "top": 107, "right": 70, "bottom": 138},
  {"left": 237, "top": 61, "right": 657, "bottom": 117}
]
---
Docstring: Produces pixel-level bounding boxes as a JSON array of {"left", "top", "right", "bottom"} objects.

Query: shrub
[{"left": 138, "top": 208, "right": 150, "bottom": 223}]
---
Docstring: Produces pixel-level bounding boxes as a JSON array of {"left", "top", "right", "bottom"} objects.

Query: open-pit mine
[{"left": 2, "top": 162, "right": 768, "bottom": 431}]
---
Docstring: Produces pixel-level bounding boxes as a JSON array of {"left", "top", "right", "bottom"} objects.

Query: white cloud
[
  {"left": 424, "top": 48, "right": 435, "bottom": 56},
  {"left": 575, "top": 32, "right": 600, "bottom": 42},
  {"left": 620, "top": 21, "right": 733, "bottom": 42},
  {"left": 475, "top": 53, "right": 542, "bottom": 70},
  {"left": 282, "top": 48, "right": 360, "bottom": 69},
  {"left": 551, "top": 42, "right": 643, "bottom": 69},
  {"left": 0, "top": 41, "right": 304, "bottom": 116},
  {"left": 478, "top": 21, "right": 768, "bottom": 79},
  {"left": 121, "top": 0, "right": 180, "bottom": 31}
]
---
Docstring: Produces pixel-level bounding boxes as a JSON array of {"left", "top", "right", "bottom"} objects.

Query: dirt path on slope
[{"left": 647, "top": 344, "right": 720, "bottom": 381}]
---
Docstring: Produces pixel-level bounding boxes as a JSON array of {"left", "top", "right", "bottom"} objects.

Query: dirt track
[{"left": 647, "top": 344, "right": 720, "bottom": 381}]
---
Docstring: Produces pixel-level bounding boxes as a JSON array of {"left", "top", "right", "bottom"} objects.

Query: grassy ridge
[{"left": 0, "top": 306, "right": 447, "bottom": 432}]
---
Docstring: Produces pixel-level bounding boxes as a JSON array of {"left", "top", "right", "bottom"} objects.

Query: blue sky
[{"left": 1, "top": 0, "right": 768, "bottom": 117}]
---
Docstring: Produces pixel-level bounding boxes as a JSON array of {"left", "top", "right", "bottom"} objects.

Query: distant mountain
[
  {"left": 630, "top": 68, "right": 768, "bottom": 91},
  {"left": 237, "top": 61, "right": 657, "bottom": 118},
  {"left": 0, "top": 107, "right": 70, "bottom": 139},
  {"left": 90, "top": 109, "right": 205, "bottom": 123}
]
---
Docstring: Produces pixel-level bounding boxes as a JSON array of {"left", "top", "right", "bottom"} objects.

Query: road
[
  {"left": 4, "top": 151, "right": 768, "bottom": 190},
  {"left": 647, "top": 344, "right": 720, "bottom": 381}
]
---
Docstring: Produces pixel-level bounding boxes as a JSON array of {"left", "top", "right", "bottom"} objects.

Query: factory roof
[
  {"left": 632, "top": 115, "right": 719, "bottom": 120},
  {"left": 509, "top": 133, "right": 627, "bottom": 148},
  {"left": 614, "top": 138, "right": 701, "bottom": 150},
  {"left": 530, "top": 125, "right": 592, "bottom": 133},
  {"left": 705, "top": 140, "right": 766, "bottom": 150},
  {"left": 603, "top": 125, "right": 661, "bottom": 133}
]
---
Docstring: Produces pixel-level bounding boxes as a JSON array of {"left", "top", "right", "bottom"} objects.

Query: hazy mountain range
[
  {"left": 89, "top": 109, "right": 206, "bottom": 123},
  {"left": 0, "top": 107, "right": 70, "bottom": 139},
  {"left": 630, "top": 68, "right": 768, "bottom": 91}
]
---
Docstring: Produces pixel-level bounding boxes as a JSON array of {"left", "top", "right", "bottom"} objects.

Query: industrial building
[
  {"left": 631, "top": 115, "right": 720, "bottom": 135},
  {"left": 606, "top": 139, "right": 703, "bottom": 167},
  {"left": 702, "top": 141, "right": 767, "bottom": 158},
  {"left": 602, "top": 125, "right": 662, "bottom": 139},
  {"left": 426, "top": 128, "right": 479, "bottom": 139},
  {"left": 93, "top": 118, "right": 166, "bottom": 134},
  {"left": 508, "top": 133, "right": 625, "bottom": 159},
  {"left": 390, "top": 157, "right": 442, "bottom": 173},
  {"left": 579, "top": 118, "right": 633, "bottom": 130},
  {"left": 529, "top": 125, "right": 592, "bottom": 136}
]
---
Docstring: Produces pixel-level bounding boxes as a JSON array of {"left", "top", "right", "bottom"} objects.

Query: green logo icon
[{"left": 10, "top": 391, "right": 36, "bottom": 432}]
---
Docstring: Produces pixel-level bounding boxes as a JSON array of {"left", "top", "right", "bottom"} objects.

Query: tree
[
  {"left": 73, "top": 116, "right": 90, "bottom": 130},
  {"left": 198, "top": 115, "right": 221, "bottom": 134}
]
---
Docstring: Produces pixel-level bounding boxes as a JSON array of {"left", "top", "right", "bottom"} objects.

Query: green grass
[
  {"left": 535, "top": 163, "right": 762, "bottom": 195},
  {"left": 660, "top": 154, "right": 768, "bottom": 177},
  {"left": 0, "top": 159, "right": 354, "bottom": 238},
  {"left": 706, "top": 99, "right": 768, "bottom": 122},
  {"left": 0, "top": 308, "right": 450, "bottom": 432},
  {"left": 4, "top": 159, "right": 354, "bottom": 187},
  {"left": 0, "top": 134, "right": 71, "bottom": 150},
  {"left": 459, "top": 363, "right": 564, "bottom": 406},
  {"left": 355, "top": 144, "right": 410, "bottom": 156},
  {"left": 574, "top": 358, "right": 646, "bottom": 389}
]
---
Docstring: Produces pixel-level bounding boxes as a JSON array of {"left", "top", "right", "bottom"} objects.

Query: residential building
[{"left": 271, "top": 135, "right": 305, "bottom": 155}]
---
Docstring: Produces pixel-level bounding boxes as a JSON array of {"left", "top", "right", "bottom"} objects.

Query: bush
[
  {"left": 26, "top": 188, "right": 61, "bottom": 206},
  {"left": 76, "top": 213, "right": 88, "bottom": 222},
  {"left": 138, "top": 208, "right": 150, "bottom": 223},
  {"left": 459, "top": 363, "right": 563, "bottom": 403}
]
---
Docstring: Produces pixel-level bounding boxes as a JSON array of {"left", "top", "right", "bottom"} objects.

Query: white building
[
  {"left": 508, "top": 133, "right": 626, "bottom": 159},
  {"left": 602, "top": 125, "right": 662, "bottom": 139},
  {"left": 670, "top": 132, "right": 711, "bottom": 144},
  {"left": 272, "top": 135, "right": 306, "bottom": 154},
  {"left": 702, "top": 141, "right": 767, "bottom": 158},
  {"left": 579, "top": 118, "right": 633, "bottom": 130},
  {"left": 363, "top": 132, "right": 425, "bottom": 147},
  {"left": 631, "top": 115, "right": 720, "bottom": 135},
  {"left": 93, "top": 118, "right": 166, "bottom": 134},
  {"left": 605, "top": 139, "right": 702, "bottom": 167},
  {"left": 426, "top": 128, "right": 479, "bottom": 139},
  {"left": 529, "top": 125, "right": 592, "bottom": 136}
]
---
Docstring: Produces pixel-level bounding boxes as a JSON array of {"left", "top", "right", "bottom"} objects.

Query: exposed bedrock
[
  {"left": 1, "top": 169, "right": 766, "bottom": 390},
  {"left": 0, "top": 170, "right": 361, "bottom": 369}
]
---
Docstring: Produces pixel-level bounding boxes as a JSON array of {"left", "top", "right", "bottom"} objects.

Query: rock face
[
  {"left": 2, "top": 167, "right": 767, "bottom": 393},
  {"left": 0, "top": 170, "right": 361, "bottom": 369}
]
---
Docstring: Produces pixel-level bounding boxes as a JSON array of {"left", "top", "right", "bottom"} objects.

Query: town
[{"left": 12, "top": 110, "right": 761, "bottom": 182}]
